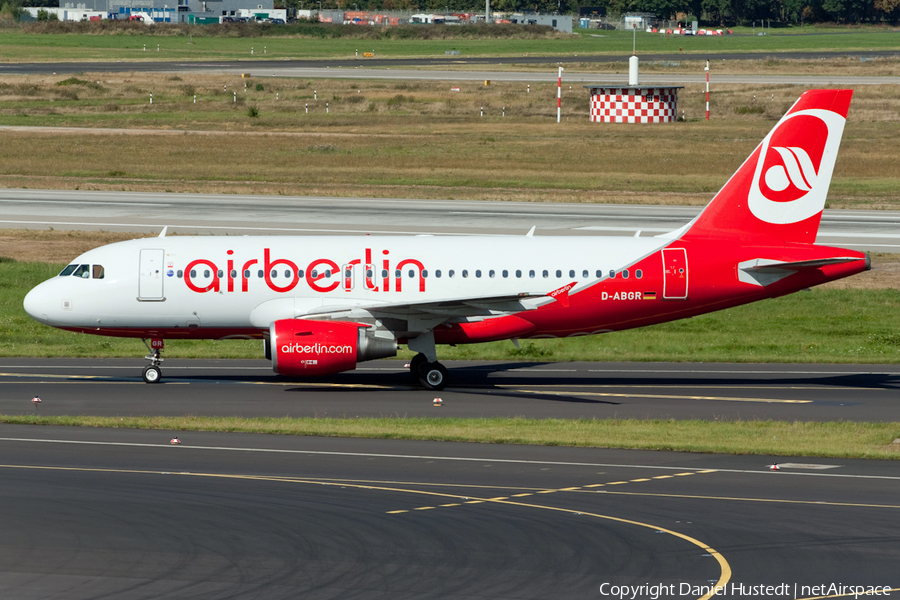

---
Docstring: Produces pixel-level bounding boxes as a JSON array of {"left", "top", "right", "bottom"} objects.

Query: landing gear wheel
[
  {"left": 409, "top": 353, "right": 427, "bottom": 376},
  {"left": 418, "top": 362, "right": 448, "bottom": 391},
  {"left": 142, "top": 365, "right": 162, "bottom": 384}
]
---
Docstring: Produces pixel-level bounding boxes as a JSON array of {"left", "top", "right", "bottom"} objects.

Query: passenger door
[{"left": 138, "top": 249, "right": 166, "bottom": 301}]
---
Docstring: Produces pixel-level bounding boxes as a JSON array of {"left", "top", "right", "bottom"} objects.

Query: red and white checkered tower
[{"left": 585, "top": 57, "right": 682, "bottom": 124}]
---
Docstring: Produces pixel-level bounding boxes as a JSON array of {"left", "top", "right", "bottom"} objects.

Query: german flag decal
[{"left": 643, "top": 292, "right": 657, "bottom": 300}]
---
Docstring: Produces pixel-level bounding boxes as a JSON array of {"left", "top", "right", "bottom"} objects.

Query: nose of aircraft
[{"left": 23, "top": 281, "right": 54, "bottom": 325}]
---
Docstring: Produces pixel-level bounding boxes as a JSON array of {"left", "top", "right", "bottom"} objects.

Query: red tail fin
[{"left": 682, "top": 89, "right": 852, "bottom": 245}]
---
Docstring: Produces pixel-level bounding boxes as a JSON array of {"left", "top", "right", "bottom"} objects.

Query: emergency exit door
[
  {"left": 138, "top": 249, "right": 165, "bottom": 301},
  {"left": 662, "top": 248, "right": 688, "bottom": 300}
]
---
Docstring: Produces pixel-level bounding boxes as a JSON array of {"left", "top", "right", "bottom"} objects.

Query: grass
[
  {"left": 0, "top": 25, "right": 898, "bottom": 62},
  {"left": 4, "top": 257, "right": 899, "bottom": 362},
  {"left": 0, "top": 74, "right": 899, "bottom": 208},
  {"left": 2, "top": 414, "right": 899, "bottom": 459}
]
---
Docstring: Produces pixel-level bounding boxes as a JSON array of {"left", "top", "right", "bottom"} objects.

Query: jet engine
[{"left": 269, "top": 319, "right": 397, "bottom": 376}]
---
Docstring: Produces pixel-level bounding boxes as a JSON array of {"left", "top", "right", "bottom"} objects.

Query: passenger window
[
  {"left": 556, "top": 270, "right": 562, "bottom": 278},
  {"left": 636, "top": 269, "right": 643, "bottom": 279},
  {"left": 436, "top": 270, "right": 442, "bottom": 278},
  {"left": 311, "top": 269, "right": 318, "bottom": 278},
  {"left": 489, "top": 270, "right": 495, "bottom": 278},
  {"left": 365, "top": 269, "right": 372, "bottom": 277},
  {"left": 408, "top": 269, "right": 415, "bottom": 278},
  {"left": 285, "top": 270, "right": 291, "bottom": 278},
  {"left": 217, "top": 270, "right": 224, "bottom": 278},
  {"left": 476, "top": 270, "right": 482, "bottom": 278},
  {"left": 92, "top": 265, "right": 104, "bottom": 279},
  {"left": 73, "top": 264, "right": 90, "bottom": 278},
  {"left": 462, "top": 270, "right": 468, "bottom": 278},
  {"left": 542, "top": 270, "right": 548, "bottom": 278},
  {"left": 623, "top": 270, "right": 630, "bottom": 279},
  {"left": 244, "top": 270, "right": 250, "bottom": 278},
  {"left": 325, "top": 270, "right": 332, "bottom": 278},
  {"left": 190, "top": 270, "right": 197, "bottom": 278},
  {"left": 382, "top": 269, "right": 388, "bottom": 278},
  {"left": 449, "top": 270, "right": 455, "bottom": 278},
  {"left": 609, "top": 270, "right": 616, "bottom": 279},
  {"left": 271, "top": 270, "right": 277, "bottom": 278},
  {"left": 516, "top": 270, "right": 522, "bottom": 278},
  {"left": 59, "top": 265, "right": 78, "bottom": 276},
  {"left": 298, "top": 269, "right": 304, "bottom": 278},
  {"left": 503, "top": 270, "right": 509, "bottom": 278},
  {"left": 258, "top": 270, "right": 264, "bottom": 278},
  {"left": 395, "top": 269, "right": 401, "bottom": 278},
  {"left": 569, "top": 270, "right": 575, "bottom": 278},
  {"left": 422, "top": 270, "right": 428, "bottom": 278},
  {"left": 177, "top": 270, "right": 183, "bottom": 278},
  {"left": 529, "top": 270, "right": 535, "bottom": 278},
  {"left": 231, "top": 270, "right": 237, "bottom": 278},
  {"left": 203, "top": 269, "right": 211, "bottom": 278}
]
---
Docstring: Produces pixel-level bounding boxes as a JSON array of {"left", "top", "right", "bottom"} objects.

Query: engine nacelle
[{"left": 269, "top": 319, "right": 396, "bottom": 376}]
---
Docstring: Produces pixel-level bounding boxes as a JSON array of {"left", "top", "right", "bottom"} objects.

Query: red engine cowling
[{"left": 269, "top": 319, "right": 396, "bottom": 376}]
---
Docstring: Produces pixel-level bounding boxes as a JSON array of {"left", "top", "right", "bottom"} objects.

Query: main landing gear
[
  {"left": 409, "top": 353, "right": 448, "bottom": 391},
  {"left": 142, "top": 338, "right": 164, "bottom": 384},
  {"left": 407, "top": 331, "right": 448, "bottom": 391}
]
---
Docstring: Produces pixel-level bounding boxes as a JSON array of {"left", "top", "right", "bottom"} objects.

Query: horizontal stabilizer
[{"left": 738, "top": 257, "right": 862, "bottom": 287}]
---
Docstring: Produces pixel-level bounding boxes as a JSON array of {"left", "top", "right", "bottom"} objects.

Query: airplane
[{"left": 23, "top": 89, "right": 870, "bottom": 390}]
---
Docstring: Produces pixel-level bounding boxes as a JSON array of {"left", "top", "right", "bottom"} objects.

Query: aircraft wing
[
  {"left": 300, "top": 292, "right": 553, "bottom": 334},
  {"left": 248, "top": 290, "right": 555, "bottom": 330},
  {"left": 307, "top": 291, "right": 550, "bottom": 318}
]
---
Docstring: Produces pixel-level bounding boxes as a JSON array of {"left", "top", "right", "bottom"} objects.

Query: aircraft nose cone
[{"left": 23, "top": 283, "right": 52, "bottom": 324}]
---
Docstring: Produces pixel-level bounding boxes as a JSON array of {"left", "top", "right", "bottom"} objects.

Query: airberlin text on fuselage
[{"left": 183, "top": 248, "right": 425, "bottom": 294}]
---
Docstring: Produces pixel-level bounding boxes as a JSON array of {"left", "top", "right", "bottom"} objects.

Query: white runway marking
[{"left": 0, "top": 436, "right": 886, "bottom": 480}]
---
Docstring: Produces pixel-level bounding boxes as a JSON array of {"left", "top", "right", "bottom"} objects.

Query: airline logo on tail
[{"left": 748, "top": 108, "right": 846, "bottom": 225}]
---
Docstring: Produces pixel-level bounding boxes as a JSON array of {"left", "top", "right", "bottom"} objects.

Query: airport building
[
  {"left": 31, "top": 3, "right": 570, "bottom": 29},
  {"left": 52, "top": 0, "right": 278, "bottom": 23}
]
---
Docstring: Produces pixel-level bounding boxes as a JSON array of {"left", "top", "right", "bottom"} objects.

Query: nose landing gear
[{"left": 142, "top": 338, "right": 164, "bottom": 383}]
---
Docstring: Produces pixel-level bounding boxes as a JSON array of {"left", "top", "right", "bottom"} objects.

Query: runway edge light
[
  {"left": 433, "top": 398, "right": 443, "bottom": 407},
  {"left": 170, "top": 437, "right": 181, "bottom": 445},
  {"left": 769, "top": 463, "right": 780, "bottom": 471},
  {"left": 31, "top": 396, "right": 41, "bottom": 404}
]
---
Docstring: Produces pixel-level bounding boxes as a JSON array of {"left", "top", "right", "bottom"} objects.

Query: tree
[
  {"left": 875, "top": 0, "right": 900, "bottom": 21},
  {"left": 821, "top": 0, "right": 871, "bottom": 21}
]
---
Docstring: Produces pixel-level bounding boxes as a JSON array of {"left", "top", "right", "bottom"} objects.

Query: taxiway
[
  {"left": 1, "top": 190, "right": 898, "bottom": 253},
  {"left": 1, "top": 425, "right": 898, "bottom": 599},
  {"left": 1, "top": 359, "right": 898, "bottom": 422}
]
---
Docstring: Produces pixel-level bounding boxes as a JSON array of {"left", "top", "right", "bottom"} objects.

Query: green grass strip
[{"left": 4, "top": 415, "right": 900, "bottom": 459}]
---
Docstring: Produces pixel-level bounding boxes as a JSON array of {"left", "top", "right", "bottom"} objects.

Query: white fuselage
[{"left": 24, "top": 235, "right": 666, "bottom": 335}]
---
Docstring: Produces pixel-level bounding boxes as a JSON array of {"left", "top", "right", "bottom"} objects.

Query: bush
[
  {"left": 247, "top": 105, "right": 259, "bottom": 118},
  {"left": 56, "top": 77, "right": 104, "bottom": 91},
  {"left": 386, "top": 94, "right": 409, "bottom": 106}
]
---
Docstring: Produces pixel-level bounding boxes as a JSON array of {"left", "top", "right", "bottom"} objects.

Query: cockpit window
[
  {"left": 59, "top": 265, "right": 78, "bottom": 276},
  {"left": 92, "top": 265, "right": 105, "bottom": 279},
  {"left": 72, "top": 264, "right": 91, "bottom": 279}
]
